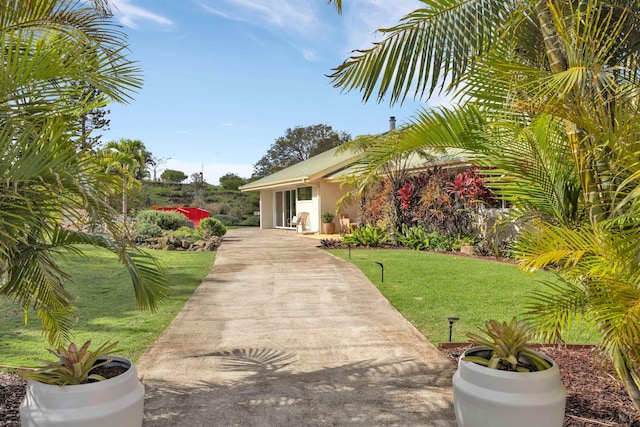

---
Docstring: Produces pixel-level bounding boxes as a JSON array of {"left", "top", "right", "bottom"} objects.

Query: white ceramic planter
[
  {"left": 453, "top": 347, "right": 566, "bottom": 427},
  {"left": 20, "top": 356, "right": 144, "bottom": 427}
]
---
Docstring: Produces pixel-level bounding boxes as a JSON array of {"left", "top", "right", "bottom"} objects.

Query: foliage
[
  {"left": 212, "top": 214, "right": 241, "bottom": 227},
  {"left": 319, "top": 239, "right": 342, "bottom": 249},
  {"left": 239, "top": 215, "right": 260, "bottom": 227},
  {"left": 136, "top": 210, "right": 187, "bottom": 231},
  {"left": 252, "top": 124, "right": 351, "bottom": 179},
  {"left": 133, "top": 222, "right": 163, "bottom": 239},
  {"left": 98, "top": 138, "right": 151, "bottom": 218},
  {"left": 342, "top": 224, "right": 387, "bottom": 247},
  {"left": 322, "top": 212, "right": 335, "bottom": 223},
  {"left": 161, "top": 169, "right": 188, "bottom": 183},
  {"left": 0, "top": 0, "right": 167, "bottom": 345},
  {"left": 395, "top": 224, "right": 429, "bottom": 251},
  {"left": 165, "top": 226, "right": 203, "bottom": 241},
  {"left": 6, "top": 341, "right": 118, "bottom": 385},
  {"left": 219, "top": 173, "right": 246, "bottom": 191},
  {"left": 464, "top": 318, "right": 551, "bottom": 372},
  {"left": 328, "top": 0, "right": 640, "bottom": 409},
  {"left": 359, "top": 166, "right": 493, "bottom": 237},
  {"left": 199, "top": 218, "right": 227, "bottom": 237}
]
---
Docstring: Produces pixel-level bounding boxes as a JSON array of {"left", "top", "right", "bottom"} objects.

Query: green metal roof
[{"left": 239, "top": 146, "right": 361, "bottom": 192}]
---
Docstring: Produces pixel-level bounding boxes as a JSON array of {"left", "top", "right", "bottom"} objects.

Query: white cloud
[
  {"left": 163, "top": 159, "right": 253, "bottom": 185},
  {"left": 110, "top": 0, "right": 173, "bottom": 29},
  {"left": 200, "top": 0, "right": 322, "bottom": 37},
  {"left": 341, "top": 0, "right": 423, "bottom": 56},
  {"left": 289, "top": 42, "right": 319, "bottom": 62}
]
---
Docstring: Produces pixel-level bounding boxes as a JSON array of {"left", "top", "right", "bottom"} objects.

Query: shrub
[
  {"left": 426, "top": 232, "right": 456, "bottom": 251},
  {"left": 395, "top": 224, "right": 429, "bottom": 250},
  {"left": 200, "top": 217, "right": 227, "bottom": 237},
  {"left": 342, "top": 224, "right": 387, "bottom": 247},
  {"left": 239, "top": 215, "right": 260, "bottom": 227},
  {"left": 165, "top": 226, "right": 202, "bottom": 241},
  {"left": 212, "top": 214, "right": 241, "bottom": 226},
  {"left": 134, "top": 221, "right": 163, "bottom": 239},
  {"left": 136, "top": 209, "right": 186, "bottom": 231}
]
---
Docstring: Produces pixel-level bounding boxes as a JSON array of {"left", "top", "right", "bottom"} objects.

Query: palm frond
[{"left": 329, "top": 0, "right": 515, "bottom": 104}]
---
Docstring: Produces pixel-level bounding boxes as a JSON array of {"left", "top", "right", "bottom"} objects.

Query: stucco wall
[{"left": 259, "top": 189, "right": 274, "bottom": 229}]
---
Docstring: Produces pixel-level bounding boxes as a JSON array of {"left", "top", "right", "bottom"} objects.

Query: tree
[
  {"left": 148, "top": 156, "right": 169, "bottom": 182},
  {"left": 0, "top": 0, "right": 166, "bottom": 345},
  {"left": 100, "top": 139, "right": 150, "bottom": 219},
  {"left": 76, "top": 84, "right": 110, "bottom": 150},
  {"left": 161, "top": 169, "right": 187, "bottom": 183},
  {"left": 252, "top": 124, "right": 351, "bottom": 178},
  {"left": 328, "top": 0, "right": 640, "bottom": 409},
  {"left": 219, "top": 173, "right": 245, "bottom": 191}
]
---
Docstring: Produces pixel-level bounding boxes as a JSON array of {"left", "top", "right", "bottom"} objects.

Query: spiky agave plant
[
  {"left": 463, "top": 318, "right": 552, "bottom": 372},
  {"left": 7, "top": 341, "right": 119, "bottom": 385}
]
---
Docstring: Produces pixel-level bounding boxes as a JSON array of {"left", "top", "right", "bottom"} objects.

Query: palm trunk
[
  {"left": 122, "top": 177, "right": 128, "bottom": 223},
  {"left": 536, "top": 0, "right": 640, "bottom": 412},
  {"left": 535, "top": 0, "right": 602, "bottom": 224}
]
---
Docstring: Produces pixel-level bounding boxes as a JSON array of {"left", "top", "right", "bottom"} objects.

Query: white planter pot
[
  {"left": 453, "top": 347, "right": 565, "bottom": 427},
  {"left": 20, "top": 356, "right": 144, "bottom": 427}
]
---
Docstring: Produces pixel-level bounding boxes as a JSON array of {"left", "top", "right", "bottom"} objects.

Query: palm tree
[
  {"left": 0, "top": 0, "right": 166, "bottom": 345},
  {"left": 327, "top": 0, "right": 640, "bottom": 409},
  {"left": 101, "top": 139, "right": 150, "bottom": 219}
]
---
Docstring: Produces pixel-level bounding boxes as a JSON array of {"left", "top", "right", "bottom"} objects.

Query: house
[
  {"left": 240, "top": 118, "right": 473, "bottom": 234},
  {"left": 239, "top": 145, "right": 362, "bottom": 233}
]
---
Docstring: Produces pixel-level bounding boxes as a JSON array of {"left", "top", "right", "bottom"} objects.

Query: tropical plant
[
  {"left": 322, "top": 212, "right": 335, "bottom": 223},
  {"left": 327, "top": 0, "right": 640, "bottom": 410},
  {"left": 0, "top": 0, "right": 166, "bottom": 346},
  {"left": 395, "top": 224, "right": 429, "bottom": 251},
  {"left": 4, "top": 341, "right": 118, "bottom": 386},
  {"left": 342, "top": 224, "right": 387, "bottom": 247},
  {"left": 463, "top": 318, "right": 551, "bottom": 372},
  {"left": 99, "top": 139, "right": 151, "bottom": 219}
]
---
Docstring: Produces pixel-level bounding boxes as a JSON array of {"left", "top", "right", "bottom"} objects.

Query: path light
[
  {"left": 448, "top": 316, "right": 460, "bottom": 342},
  {"left": 348, "top": 244, "right": 352, "bottom": 259},
  {"left": 374, "top": 261, "right": 384, "bottom": 282}
]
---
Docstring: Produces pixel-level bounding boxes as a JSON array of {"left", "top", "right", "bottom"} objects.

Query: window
[{"left": 297, "top": 186, "right": 312, "bottom": 201}]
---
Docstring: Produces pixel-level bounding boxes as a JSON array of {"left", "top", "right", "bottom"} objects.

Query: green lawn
[
  {"left": 0, "top": 247, "right": 215, "bottom": 366},
  {"left": 329, "top": 249, "right": 597, "bottom": 344}
]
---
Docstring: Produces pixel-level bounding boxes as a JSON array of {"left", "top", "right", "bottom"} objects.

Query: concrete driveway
[{"left": 137, "top": 228, "right": 456, "bottom": 426}]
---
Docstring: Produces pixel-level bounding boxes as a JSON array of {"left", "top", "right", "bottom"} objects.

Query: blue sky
[{"left": 103, "top": 0, "right": 445, "bottom": 184}]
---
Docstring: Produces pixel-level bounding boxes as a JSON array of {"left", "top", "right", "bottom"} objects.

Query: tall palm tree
[
  {"left": 327, "top": 0, "right": 640, "bottom": 409},
  {"left": 101, "top": 139, "right": 149, "bottom": 219},
  {"left": 0, "top": 0, "right": 166, "bottom": 345}
]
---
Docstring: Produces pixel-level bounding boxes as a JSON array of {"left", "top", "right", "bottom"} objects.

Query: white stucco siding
[{"left": 259, "top": 189, "right": 274, "bottom": 229}]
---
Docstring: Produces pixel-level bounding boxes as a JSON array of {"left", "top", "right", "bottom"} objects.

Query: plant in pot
[
  {"left": 322, "top": 212, "right": 336, "bottom": 234},
  {"left": 5, "top": 340, "right": 144, "bottom": 427},
  {"left": 452, "top": 318, "right": 566, "bottom": 427}
]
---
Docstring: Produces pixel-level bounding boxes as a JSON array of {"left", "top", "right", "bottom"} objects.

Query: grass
[
  {"left": 0, "top": 246, "right": 215, "bottom": 366},
  {"left": 329, "top": 248, "right": 597, "bottom": 344}
]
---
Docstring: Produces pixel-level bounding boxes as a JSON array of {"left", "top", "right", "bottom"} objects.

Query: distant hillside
[{"left": 142, "top": 181, "right": 260, "bottom": 226}]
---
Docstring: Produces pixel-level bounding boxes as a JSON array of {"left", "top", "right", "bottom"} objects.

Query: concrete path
[{"left": 137, "top": 228, "right": 456, "bottom": 426}]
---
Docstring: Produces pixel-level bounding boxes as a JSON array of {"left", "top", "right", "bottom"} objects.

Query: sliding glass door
[{"left": 274, "top": 190, "right": 296, "bottom": 228}]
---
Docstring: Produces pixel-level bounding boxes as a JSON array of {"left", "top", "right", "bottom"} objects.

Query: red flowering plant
[{"left": 446, "top": 166, "right": 495, "bottom": 210}]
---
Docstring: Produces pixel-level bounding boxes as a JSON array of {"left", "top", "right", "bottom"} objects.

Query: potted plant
[
  {"left": 452, "top": 318, "right": 566, "bottom": 427},
  {"left": 7, "top": 340, "right": 144, "bottom": 427},
  {"left": 322, "top": 212, "right": 336, "bottom": 234}
]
